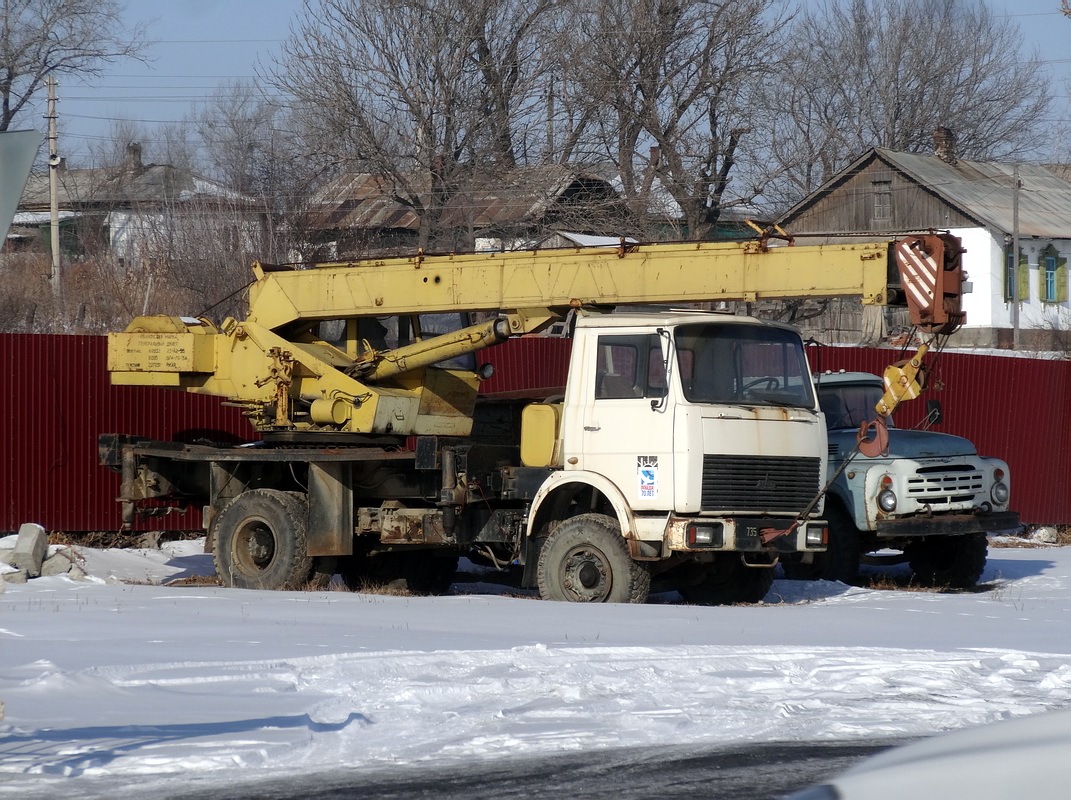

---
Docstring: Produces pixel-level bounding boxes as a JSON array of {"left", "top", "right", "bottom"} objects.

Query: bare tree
[
  {"left": 267, "top": 0, "right": 559, "bottom": 251},
  {"left": 465, "top": 0, "right": 561, "bottom": 168},
  {"left": 763, "top": 0, "right": 1052, "bottom": 209},
  {"left": 194, "top": 81, "right": 281, "bottom": 196},
  {"left": 0, "top": 0, "right": 149, "bottom": 131},
  {"left": 559, "top": 0, "right": 790, "bottom": 240}
]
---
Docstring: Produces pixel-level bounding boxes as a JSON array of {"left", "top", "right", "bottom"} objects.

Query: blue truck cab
[{"left": 783, "top": 371, "right": 1019, "bottom": 587}]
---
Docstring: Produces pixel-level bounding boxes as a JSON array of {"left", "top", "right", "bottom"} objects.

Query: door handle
[{"left": 584, "top": 425, "right": 601, "bottom": 431}]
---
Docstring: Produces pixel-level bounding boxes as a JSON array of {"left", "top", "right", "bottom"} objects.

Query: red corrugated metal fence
[
  {"left": 3, "top": 335, "right": 1068, "bottom": 531},
  {"left": 1, "top": 334, "right": 253, "bottom": 533},
  {"left": 809, "top": 346, "right": 1071, "bottom": 525}
]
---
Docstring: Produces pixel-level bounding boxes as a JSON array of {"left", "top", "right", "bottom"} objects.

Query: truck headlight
[
  {"left": 877, "top": 474, "right": 897, "bottom": 512},
  {"left": 878, "top": 489, "right": 897, "bottom": 512},
  {"left": 806, "top": 525, "right": 828, "bottom": 547},
  {"left": 991, "top": 482, "right": 1010, "bottom": 505}
]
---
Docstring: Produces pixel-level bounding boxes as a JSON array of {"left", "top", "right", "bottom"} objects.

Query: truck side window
[{"left": 595, "top": 334, "right": 665, "bottom": 399}]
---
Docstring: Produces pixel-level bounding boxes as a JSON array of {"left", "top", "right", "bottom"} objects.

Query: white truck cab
[{"left": 522, "top": 310, "right": 829, "bottom": 603}]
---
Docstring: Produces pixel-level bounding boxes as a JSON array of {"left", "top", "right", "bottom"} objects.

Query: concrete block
[
  {"left": 11, "top": 523, "right": 48, "bottom": 578},
  {"left": 0, "top": 547, "right": 12, "bottom": 566},
  {"left": 1034, "top": 526, "right": 1060, "bottom": 544},
  {"left": 3, "top": 569, "right": 28, "bottom": 584},
  {"left": 41, "top": 548, "right": 77, "bottom": 577}
]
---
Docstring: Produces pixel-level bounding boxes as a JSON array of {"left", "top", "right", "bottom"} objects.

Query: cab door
[{"left": 579, "top": 332, "right": 676, "bottom": 510}]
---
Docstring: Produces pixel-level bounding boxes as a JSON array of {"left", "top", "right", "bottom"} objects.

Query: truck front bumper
[
  {"left": 875, "top": 511, "right": 1021, "bottom": 539},
  {"left": 666, "top": 516, "right": 827, "bottom": 554}
]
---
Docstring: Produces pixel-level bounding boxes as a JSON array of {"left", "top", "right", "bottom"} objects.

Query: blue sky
[{"left": 38, "top": 0, "right": 1071, "bottom": 163}]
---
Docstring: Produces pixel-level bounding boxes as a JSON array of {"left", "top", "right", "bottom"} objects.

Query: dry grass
[
  {"left": 856, "top": 571, "right": 995, "bottom": 594},
  {"left": 990, "top": 525, "right": 1071, "bottom": 549},
  {"left": 166, "top": 574, "right": 222, "bottom": 587},
  {"left": 49, "top": 530, "right": 131, "bottom": 549}
]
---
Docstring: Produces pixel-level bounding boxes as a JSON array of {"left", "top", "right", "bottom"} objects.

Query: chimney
[
  {"left": 125, "top": 141, "right": 143, "bottom": 170},
  {"left": 933, "top": 127, "right": 956, "bottom": 165}
]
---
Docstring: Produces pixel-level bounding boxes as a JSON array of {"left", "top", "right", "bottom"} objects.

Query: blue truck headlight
[
  {"left": 878, "top": 489, "right": 897, "bottom": 512},
  {"left": 877, "top": 474, "right": 896, "bottom": 512},
  {"left": 991, "top": 482, "right": 1009, "bottom": 505}
]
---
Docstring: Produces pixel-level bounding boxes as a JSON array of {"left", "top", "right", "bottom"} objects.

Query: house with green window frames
[{"left": 778, "top": 129, "right": 1071, "bottom": 351}]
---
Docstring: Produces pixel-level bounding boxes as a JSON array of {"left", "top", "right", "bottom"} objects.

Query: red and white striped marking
[{"left": 895, "top": 237, "right": 940, "bottom": 314}]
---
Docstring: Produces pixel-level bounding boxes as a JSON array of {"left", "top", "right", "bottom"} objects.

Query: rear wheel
[
  {"left": 212, "top": 489, "right": 314, "bottom": 590},
  {"left": 536, "top": 513, "right": 650, "bottom": 603},
  {"left": 679, "top": 555, "right": 775, "bottom": 605},
  {"left": 907, "top": 533, "right": 987, "bottom": 588}
]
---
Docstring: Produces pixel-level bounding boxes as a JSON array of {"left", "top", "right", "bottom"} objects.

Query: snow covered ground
[{"left": 1, "top": 538, "right": 1070, "bottom": 799}]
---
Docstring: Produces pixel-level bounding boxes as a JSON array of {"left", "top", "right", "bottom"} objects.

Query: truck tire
[
  {"left": 536, "top": 513, "right": 650, "bottom": 603},
  {"left": 212, "top": 489, "right": 315, "bottom": 590},
  {"left": 907, "top": 533, "right": 988, "bottom": 588},
  {"left": 679, "top": 555, "right": 775, "bottom": 605},
  {"left": 781, "top": 500, "right": 861, "bottom": 585}
]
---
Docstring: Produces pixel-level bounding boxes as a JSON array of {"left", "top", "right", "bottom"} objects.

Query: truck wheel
[
  {"left": 907, "top": 533, "right": 988, "bottom": 588},
  {"left": 212, "top": 489, "right": 315, "bottom": 590},
  {"left": 679, "top": 555, "right": 774, "bottom": 605},
  {"left": 536, "top": 513, "right": 650, "bottom": 603},
  {"left": 781, "top": 501, "right": 861, "bottom": 584}
]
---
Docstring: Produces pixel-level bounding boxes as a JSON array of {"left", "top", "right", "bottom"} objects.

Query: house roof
[
  {"left": 18, "top": 146, "right": 254, "bottom": 212},
  {"left": 307, "top": 165, "right": 621, "bottom": 233},
  {"left": 783, "top": 147, "right": 1071, "bottom": 239}
]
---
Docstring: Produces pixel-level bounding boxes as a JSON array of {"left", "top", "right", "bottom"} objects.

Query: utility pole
[
  {"left": 1011, "top": 164, "right": 1020, "bottom": 350},
  {"left": 545, "top": 73, "right": 555, "bottom": 159},
  {"left": 47, "top": 74, "right": 62, "bottom": 306}
]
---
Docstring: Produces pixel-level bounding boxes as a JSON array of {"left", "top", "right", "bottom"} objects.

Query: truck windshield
[
  {"left": 675, "top": 323, "right": 815, "bottom": 409},
  {"left": 817, "top": 382, "right": 894, "bottom": 429}
]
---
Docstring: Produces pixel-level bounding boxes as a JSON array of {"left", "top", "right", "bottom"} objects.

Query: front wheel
[
  {"left": 907, "top": 533, "right": 988, "bottom": 588},
  {"left": 212, "top": 489, "right": 314, "bottom": 590},
  {"left": 536, "top": 513, "right": 650, "bottom": 603}
]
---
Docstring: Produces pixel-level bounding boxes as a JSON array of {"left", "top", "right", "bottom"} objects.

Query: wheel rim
[
  {"left": 559, "top": 545, "right": 611, "bottom": 601},
  {"left": 234, "top": 518, "right": 277, "bottom": 574}
]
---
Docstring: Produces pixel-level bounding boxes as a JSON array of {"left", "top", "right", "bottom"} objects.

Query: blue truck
[{"left": 783, "top": 371, "right": 1020, "bottom": 588}]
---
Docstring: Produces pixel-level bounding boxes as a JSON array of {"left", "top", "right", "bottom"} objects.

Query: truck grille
[
  {"left": 701, "top": 455, "right": 821, "bottom": 513},
  {"left": 906, "top": 464, "right": 984, "bottom": 505}
]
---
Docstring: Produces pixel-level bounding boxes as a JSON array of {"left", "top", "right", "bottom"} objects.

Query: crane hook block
[{"left": 894, "top": 233, "right": 966, "bottom": 335}]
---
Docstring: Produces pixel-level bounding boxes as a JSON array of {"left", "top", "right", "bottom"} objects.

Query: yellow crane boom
[{"left": 108, "top": 233, "right": 964, "bottom": 436}]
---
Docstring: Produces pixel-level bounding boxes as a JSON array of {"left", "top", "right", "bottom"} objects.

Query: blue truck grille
[
  {"left": 906, "top": 464, "right": 984, "bottom": 505},
  {"left": 701, "top": 455, "right": 821, "bottom": 513}
]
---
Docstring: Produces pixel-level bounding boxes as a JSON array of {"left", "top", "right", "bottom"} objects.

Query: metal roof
[
  {"left": 19, "top": 163, "right": 255, "bottom": 212},
  {"left": 873, "top": 148, "right": 1071, "bottom": 238},
  {"left": 307, "top": 166, "right": 621, "bottom": 233},
  {"left": 779, "top": 147, "right": 1071, "bottom": 239}
]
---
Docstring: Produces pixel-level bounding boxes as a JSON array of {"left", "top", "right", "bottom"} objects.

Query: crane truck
[{"left": 100, "top": 231, "right": 967, "bottom": 604}]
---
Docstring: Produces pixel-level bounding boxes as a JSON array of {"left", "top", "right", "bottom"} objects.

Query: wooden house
[{"left": 778, "top": 129, "right": 1071, "bottom": 350}]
